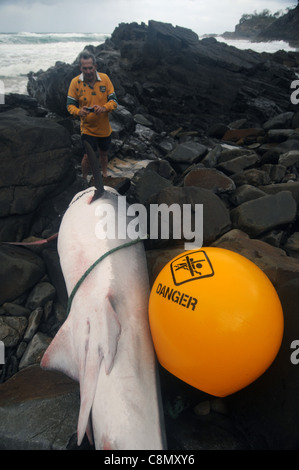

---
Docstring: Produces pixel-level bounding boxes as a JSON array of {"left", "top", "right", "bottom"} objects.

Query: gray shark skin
[{"left": 41, "top": 186, "right": 166, "bottom": 450}]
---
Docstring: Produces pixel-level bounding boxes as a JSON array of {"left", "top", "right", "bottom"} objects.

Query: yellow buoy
[{"left": 149, "top": 247, "right": 284, "bottom": 397}]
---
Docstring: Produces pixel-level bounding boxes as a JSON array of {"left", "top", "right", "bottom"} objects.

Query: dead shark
[{"left": 41, "top": 145, "right": 166, "bottom": 450}]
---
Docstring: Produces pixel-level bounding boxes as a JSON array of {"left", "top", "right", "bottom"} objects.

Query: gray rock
[
  {"left": 2, "top": 303, "right": 31, "bottom": 317},
  {"left": 283, "top": 232, "right": 299, "bottom": 258},
  {"left": 230, "top": 184, "right": 267, "bottom": 206},
  {"left": 261, "top": 164, "right": 286, "bottom": 183},
  {"left": 217, "top": 153, "right": 259, "bottom": 175},
  {"left": 156, "top": 136, "right": 176, "bottom": 155},
  {"left": 278, "top": 150, "right": 299, "bottom": 167},
  {"left": 23, "top": 308, "right": 43, "bottom": 342},
  {"left": 224, "top": 277, "right": 299, "bottom": 450},
  {"left": 270, "top": 138, "right": 299, "bottom": 155},
  {"left": 129, "top": 168, "right": 173, "bottom": 204},
  {"left": 266, "top": 128, "right": 296, "bottom": 142},
  {"left": 25, "top": 282, "right": 56, "bottom": 311},
  {"left": 218, "top": 147, "right": 259, "bottom": 164},
  {"left": 134, "top": 114, "right": 153, "bottom": 127},
  {"left": 260, "top": 181, "right": 299, "bottom": 206},
  {"left": 134, "top": 123, "right": 157, "bottom": 143},
  {"left": 19, "top": 332, "right": 51, "bottom": 370},
  {"left": 146, "top": 159, "right": 177, "bottom": 182},
  {"left": 212, "top": 229, "right": 299, "bottom": 288},
  {"left": 0, "top": 109, "right": 74, "bottom": 218},
  {"left": 231, "top": 191, "right": 297, "bottom": 237},
  {"left": 292, "top": 111, "right": 299, "bottom": 129},
  {"left": 0, "top": 246, "right": 45, "bottom": 305},
  {"left": 263, "top": 112, "right": 294, "bottom": 130},
  {"left": 184, "top": 168, "right": 236, "bottom": 194},
  {"left": 167, "top": 141, "right": 208, "bottom": 165},
  {"left": 110, "top": 105, "right": 135, "bottom": 138},
  {"left": 147, "top": 186, "right": 231, "bottom": 246},
  {"left": 0, "top": 366, "right": 81, "bottom": 450},
  {"left": 0, "top": 316, "right": 27, "bottom": 348},
  {"left": 232, "top": 169, "right": 271, "bottom": 187},
  {"left": 201, "top": 144, "right": 223, "bottom": 168}
]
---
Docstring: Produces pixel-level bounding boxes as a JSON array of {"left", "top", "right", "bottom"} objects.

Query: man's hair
[{"left": 78, "top": 50, "right": 96, "bottom": 65}]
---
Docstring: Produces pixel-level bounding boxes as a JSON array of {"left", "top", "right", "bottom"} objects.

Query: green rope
[{"left": 66, "top": 237, "right": 145, "bottom": 316}]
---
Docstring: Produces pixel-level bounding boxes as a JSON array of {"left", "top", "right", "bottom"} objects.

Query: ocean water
[
  {"left": 0, "top": 32, "right": 108, "bottom": 95},
  {"left": 0, "top": 32, "right": 297, "bottom": 96}
]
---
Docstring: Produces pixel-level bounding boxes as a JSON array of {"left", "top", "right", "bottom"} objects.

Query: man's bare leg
[
  {"left": 81, "top": 153, "right": 90, "bottom": 180},
  {"left": 99, "top": 150, "right": 108, "bottom": 178}
]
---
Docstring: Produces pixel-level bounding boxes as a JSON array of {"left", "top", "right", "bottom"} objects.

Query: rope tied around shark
[{"left": 66, "top": 236, "right": 146, "bottom": 316}]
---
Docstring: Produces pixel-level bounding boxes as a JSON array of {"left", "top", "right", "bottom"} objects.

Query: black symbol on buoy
[
  {"left": 174, "top": 256, "right": 206, "bottom": 277},
  {"left": 171, "top": 250, "right": 214, "bottom": 286}
]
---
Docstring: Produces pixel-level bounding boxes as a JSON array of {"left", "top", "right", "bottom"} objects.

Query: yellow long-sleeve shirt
[{"left": 67, "top": 71, "right": 117, "bottom": 137}]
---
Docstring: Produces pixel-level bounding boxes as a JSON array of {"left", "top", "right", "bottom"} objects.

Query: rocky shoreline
[{"left": 1, "top": 20, "right": 299, "bottom": 450}]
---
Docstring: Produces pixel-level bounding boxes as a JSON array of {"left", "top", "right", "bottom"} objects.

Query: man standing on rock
[{"left": 67, "top": 50, "right": 117, "bottom": 180}]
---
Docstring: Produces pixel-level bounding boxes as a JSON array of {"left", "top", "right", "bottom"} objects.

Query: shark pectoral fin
[
  {"left": 77, "top": 344, "right": 103, "bottom": 446},
  {"left": 102, "top": 295, "right": 121, "bottom": 374},
  {"left": 40, "top": 318, "right": 79, "bottom": 382},
  {"left": 77, "top": 297, "right": 121, "bottom": 446}
]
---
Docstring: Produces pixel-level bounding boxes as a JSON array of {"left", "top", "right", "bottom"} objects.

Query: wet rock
[
  {"left": 0, "top": 246, "right": 45, "bottom": 305},
  {"left": 146, "top": 186, "right": 231, "bottom": 247},
  {"left": 167, "top": 142, "right": 208, "bottom": 168},
  {"left": 134, "top": 114, "right": 153, "bottom": 127},
  {"left": 212, "top": 229, "right": 299, "bottom": 288},
  {"left": 229, "top": 184, "right": 267, "bottom": 206},
  {"left": 41, "top": 247, "right": 68, "bottom": 308},
  {"left": 2, "top": 303, "right": 31, "bottom": 317},
  {"left": 0, "top": 108, "right": 76, "bottom": 241},
  {"left": 222, "top": 128, "right": 265, "bottom": 143},
  {"left": 184, "top": 168, "right": 236, "bottom": 194},
  {"left": 261, "top": 164, "right": 286, "bottom": 183},
  {"left": 128, "top": 167, "right": 173, "bottom": 204},
  {"left": 226, "top": 277, "right": 299, "bottom": 450},
  {"left": 23, "top": 308, "right": 43, "bottom": 342},
  {"left": 0, "top": 316, "right": 27, "bottom": 348},
  {"left": 0, "top": 365, "right": 81, "bottom": 450},
  {"left": 208, "top": 123, "right": 229, "bottom": 139},
  {"left": 110, "top": 104, "right": 135, "bottom": 137},
  {"left": 217, "top": 153, "right": 259, "bottom": 175},
  {"left": 134, "top": 123, "right": 157, "bottom": 142},
  {"left": 201, "top": 145, "right": 223, "bottom": 168},
  {"left": 279, "top": 150, "right": 299, "bottom": 167},
  {"left": 232, "top": 168, "right": 271, "bottom": 187},
  {"left": 260, "top": 182, "right": 299, "bottom": 206},
  {"left": 19, "top": 332, "right": 52, "bottom": 370},
  {"left": 146, "top": 159, "right": 177, "bottom": 182},
  {"left": 25, "top": 282, "right": 56, "bottom": 311},
  {"left": 283, "top": 232, "right": 299, "bottom": 258},
  {"left": 263, "top": 112, "right": 295, "bottom": 130},
  {"left": 266, "top": 129, "right": 296, "bottom": 143},
  {"left": 230, "top": 191, "right": 296, "bottom": 237}
]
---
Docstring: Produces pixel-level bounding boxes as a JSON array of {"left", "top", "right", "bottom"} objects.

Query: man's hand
[
  {"left": 78, "top": 106, "right": 91, "bottom": 117},
  {"left": 93, "top": 105, "right": 106, "bottom": 115}
]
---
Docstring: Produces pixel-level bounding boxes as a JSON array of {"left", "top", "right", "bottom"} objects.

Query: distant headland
[{"left": 209, "top": 4, "right": 299, "bottom": 48}]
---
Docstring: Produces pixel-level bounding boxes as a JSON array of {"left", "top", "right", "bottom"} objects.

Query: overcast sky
[{"left": 0, "top": 0, "right": 296, "bottom": 35}]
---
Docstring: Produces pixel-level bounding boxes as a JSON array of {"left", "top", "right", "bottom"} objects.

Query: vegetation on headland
[
  {"left": 239, "top": 8, "right": 288, "bottom": 24},
  {"left": 222, "top": 3, "right": 299, "bottom": 45}
]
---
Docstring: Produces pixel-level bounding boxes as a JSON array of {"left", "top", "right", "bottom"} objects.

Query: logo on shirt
[{"left": 100, "top": 86, "right": 106, "bottom": 93}]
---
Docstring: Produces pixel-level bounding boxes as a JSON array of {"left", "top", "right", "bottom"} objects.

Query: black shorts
[{"left": 81, "top": 134, "right": 111, "bottom": 153}]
